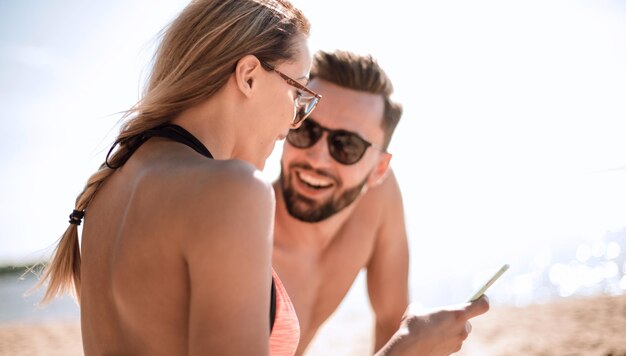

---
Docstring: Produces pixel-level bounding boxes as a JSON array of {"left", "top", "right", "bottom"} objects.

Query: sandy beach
[
  {"left": 0, "top": 319, "right": 82, "bottom": 356},
  {"left": 1, "top": 293, "right": 625, "bottom": 355},
  {"left": 457, "top": 293, "right": 626, "bottom": 356}
]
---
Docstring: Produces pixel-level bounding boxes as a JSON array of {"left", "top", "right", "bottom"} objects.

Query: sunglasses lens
[
  {"left": 328, "top": 132, "right": 368, "bottom": 165},
  {"left": 286, "top": 119, "right": 322, "bottom": 148},
  {"left": 292, "top": 96, "right": 319, "bottom": 126},
  {"left": 287, "top": 118, "right": 371, "bottom": 165}
]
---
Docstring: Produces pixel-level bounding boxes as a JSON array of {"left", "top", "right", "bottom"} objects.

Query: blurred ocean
[{"left": 0, "top": 270, "right": 79, "bottom": 324}]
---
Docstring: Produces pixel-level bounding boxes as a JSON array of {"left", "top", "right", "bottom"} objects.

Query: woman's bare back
[{"left": 80, "top": 139, "right": 275, "bottom": 355}]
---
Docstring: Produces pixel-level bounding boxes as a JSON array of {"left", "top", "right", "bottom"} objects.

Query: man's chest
[{"left": 272, "top": 221, "right": 379, "bottom": 332}]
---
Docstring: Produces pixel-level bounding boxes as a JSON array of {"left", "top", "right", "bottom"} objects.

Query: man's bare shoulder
[{"left": 360, "top": 168, "right": 404, "bottom": 211}]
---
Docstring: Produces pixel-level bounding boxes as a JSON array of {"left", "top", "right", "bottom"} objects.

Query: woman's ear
[{"left": 234, "top": 55, "right": 262, "bottom": 98}]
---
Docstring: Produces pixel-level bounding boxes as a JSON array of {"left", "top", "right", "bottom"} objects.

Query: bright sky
[{"left": 1, "top": 0, "right": 625, "bottom": 304}]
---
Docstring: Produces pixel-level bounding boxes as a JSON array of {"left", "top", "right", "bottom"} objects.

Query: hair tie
[{"left": 69, "top": 209, "right": 85, "bottom": 226}]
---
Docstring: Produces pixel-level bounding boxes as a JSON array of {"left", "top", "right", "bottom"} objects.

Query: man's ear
[
  {"left": 367, "top": 152, "right": 392, "bottom": 187},
  {"left": 234, "top": 55, "right": 262, "bottom": 98}
]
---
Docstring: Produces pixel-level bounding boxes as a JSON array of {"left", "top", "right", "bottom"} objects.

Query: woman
[{"left": 38, "top": 0, "right": 318, "bottom": 354}]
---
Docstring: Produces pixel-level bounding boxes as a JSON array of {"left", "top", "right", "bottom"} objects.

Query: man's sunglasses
[
  {"left": 260, "top": 60, "right": 322, "bottom": 127},
  {"left": 286, "top": 118, "right": 384, "bottom": 165}
]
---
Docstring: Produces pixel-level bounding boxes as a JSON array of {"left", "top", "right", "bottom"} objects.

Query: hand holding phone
[{"left": 468, "top": 264, "right": 509, "bottom": 302}]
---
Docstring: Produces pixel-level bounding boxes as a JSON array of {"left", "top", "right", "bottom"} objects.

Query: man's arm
[
  {"left": 366, "top": 170, "right": 410, "bottom": 352},
  {"left": 375, "top": 297, "right": 491, "bottom": 356}
]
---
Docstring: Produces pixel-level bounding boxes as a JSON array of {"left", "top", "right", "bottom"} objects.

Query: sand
[
  {"left": 0, "top": 319, "right": 82, "bottom": 356},
  {"left": 1, "top": 294, "right": 625, "bottom": 356},
  {"left": 457, "top": 294, "right": 626, "bottom": 356}
]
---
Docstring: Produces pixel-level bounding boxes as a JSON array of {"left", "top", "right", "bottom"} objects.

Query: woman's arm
[{"left": 182, "top": 162, "right": 275, "bottom": 355}]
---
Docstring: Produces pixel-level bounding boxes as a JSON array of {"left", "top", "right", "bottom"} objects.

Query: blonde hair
[
  {"left": 310, "top": 50, "right": 402, "bottom": 150},
  {"left": 38, "top": 0, "right": 310, "bottom": 303}
]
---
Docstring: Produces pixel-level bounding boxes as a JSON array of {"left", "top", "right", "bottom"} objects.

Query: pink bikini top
[{"left": 269, "top": 269, "right": 300, "bottom": 356}]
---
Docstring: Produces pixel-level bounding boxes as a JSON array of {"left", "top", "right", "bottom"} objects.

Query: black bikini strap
[
  {"left": 270, "top": 277, "right": 277, "bottom": 334},
  {"left": 105, "top": 124, "right": 213, "bottom": 169}
]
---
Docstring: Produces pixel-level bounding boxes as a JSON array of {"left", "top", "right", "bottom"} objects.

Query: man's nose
[{"left": 304, "top": 133, "right": 334, "bottom": 166}]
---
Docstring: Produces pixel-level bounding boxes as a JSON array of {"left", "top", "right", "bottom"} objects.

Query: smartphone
[{"left": 467, "top": 264, "right": 509, "bottom": 302}]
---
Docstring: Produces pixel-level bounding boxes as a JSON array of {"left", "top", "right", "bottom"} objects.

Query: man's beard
[{"left": 280, "top": 164, "right": 368, "bottom": 223}]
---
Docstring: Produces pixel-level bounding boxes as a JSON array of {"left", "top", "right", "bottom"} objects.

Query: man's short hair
[{"left": 310, "top": 50, "right": 403, "bottom": 150}]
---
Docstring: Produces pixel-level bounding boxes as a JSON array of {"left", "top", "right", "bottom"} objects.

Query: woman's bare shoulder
[
  {"left": 137, "top": 157, "right": 275, "bottom": 246},
  {"left": 121, "top": 157, "right": 274, "bottom": 351},
  {"left": 185, "top": 158, "right": 275, "bottom": 208},
  {"left": 141, "top": 156, "right": 274, "bottom": 206}
]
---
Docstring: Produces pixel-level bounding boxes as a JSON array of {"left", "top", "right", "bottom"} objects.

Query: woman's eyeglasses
[
  {"left": 260, "top": 60, "right": 322, "bottom": 127},
  {"left": 286, "top": 118, "right": 384, "bottom": 165}
]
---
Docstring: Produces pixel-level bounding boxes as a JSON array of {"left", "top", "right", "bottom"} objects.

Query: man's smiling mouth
[{"left": 296, "top": 171, "right": 333, "bottom": 189}]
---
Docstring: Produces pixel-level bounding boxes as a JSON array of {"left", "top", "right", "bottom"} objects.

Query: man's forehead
[
  {"left": 309, "top": 79, "right": 383, "bottom": 107},
  {"left": 308, "top": 79, "right": 385, "bottom": 138}
]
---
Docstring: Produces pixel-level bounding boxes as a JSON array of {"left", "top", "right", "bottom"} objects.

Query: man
[{"left": 272, "top": 50, "right": 489, "bottom": 355}]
